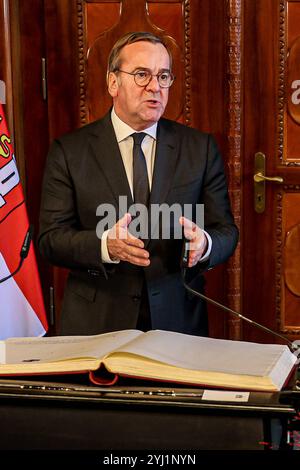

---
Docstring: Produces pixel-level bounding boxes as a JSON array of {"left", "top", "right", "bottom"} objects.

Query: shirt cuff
[
  {"left": 101, "top": 230, "right": 120, "bottom": 264},
  {"left": 199, "top": 230, "right": 212, "bottom": 263}
]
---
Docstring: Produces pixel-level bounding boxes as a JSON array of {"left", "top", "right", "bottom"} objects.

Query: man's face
[{"left": 108, "top": 41, "right": 170, "bottom": 130}]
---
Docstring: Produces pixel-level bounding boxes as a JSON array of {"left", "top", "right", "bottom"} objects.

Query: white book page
[
  {"left": 114, "top": 330, "right": 291, "bottom": 376},
  {"left": 2, "top": 330, "right": 142, "bottom": 364}
]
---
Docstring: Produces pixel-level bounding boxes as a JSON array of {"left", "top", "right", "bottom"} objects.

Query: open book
[{"left": 0, "top": 330, "right": 297, "bottom": 391}]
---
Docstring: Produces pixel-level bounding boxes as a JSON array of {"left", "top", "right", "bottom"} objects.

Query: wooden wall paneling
[
  {"left": 1, "top": 0, "right": 45, "bottom": 247},
  {"left": 147, "top": 0, "right": 184, "bottom": 122},
  {"left": 44, "top": 0, "right": 84, "bottom": 328},
  {"left": 188, "top": 0, "right": 242, "bottom": 340},
  {"left": 189, "top": 0, "right": 228, "bottom": 339},
  {"left": 17, "top": 0, "right": 53, "bottom": 331},
  {"left": 44, "top": 0, "right": 81, "bottom": 139},
  {"left": 0, "top": 1, "right": 53, "bottom": 330}
]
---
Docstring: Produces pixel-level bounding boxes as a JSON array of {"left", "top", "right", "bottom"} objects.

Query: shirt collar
[{"left": 111, "top": 107, "right": 157, "bottom": 143}]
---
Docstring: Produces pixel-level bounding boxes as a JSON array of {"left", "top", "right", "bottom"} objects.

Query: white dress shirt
[{"left": 101, "top": 108, "right": 212, "bottom": 263}]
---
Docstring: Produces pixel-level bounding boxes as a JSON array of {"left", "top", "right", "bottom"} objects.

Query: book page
[
  {"left": 1, "top": 330, "right": 142, "bottom": 364},
  {"left": 111, "top": 330, "right": 292, "bottom": 376}
]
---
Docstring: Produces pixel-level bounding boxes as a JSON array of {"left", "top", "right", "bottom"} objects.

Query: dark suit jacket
[{"left": 38, "top": 112, "right": 238, "bottom": 336}]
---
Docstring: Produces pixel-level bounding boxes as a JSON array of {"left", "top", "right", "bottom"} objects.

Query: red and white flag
[{"left": 0, "top": 103, "right": 48, "bottom": 339}]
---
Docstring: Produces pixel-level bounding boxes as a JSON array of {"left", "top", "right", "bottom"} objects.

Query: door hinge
[{"left": 41, "top": 57, "right": 47, "bottom": 101}]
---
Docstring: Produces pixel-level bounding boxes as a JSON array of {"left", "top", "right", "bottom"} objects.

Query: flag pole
[{"left": 0, "top": 80, "right": 5, "bottom": 104}]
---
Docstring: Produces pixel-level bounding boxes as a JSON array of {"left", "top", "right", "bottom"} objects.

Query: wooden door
[{"left": 243, "top": 0, "right": 300, "bottom": 343}]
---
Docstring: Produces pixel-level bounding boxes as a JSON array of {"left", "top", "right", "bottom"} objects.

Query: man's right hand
[{"left": 107, "top": 213, "right": 150, "bottom": 267}]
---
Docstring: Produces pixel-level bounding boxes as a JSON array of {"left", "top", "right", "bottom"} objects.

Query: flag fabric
[{"left": 0, "top": 103, "right": 48, "bottom": 339}]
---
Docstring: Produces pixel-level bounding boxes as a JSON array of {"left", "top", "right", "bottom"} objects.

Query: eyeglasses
[{"left": 115, "top": 69, "right": 175, "bottom": 88}]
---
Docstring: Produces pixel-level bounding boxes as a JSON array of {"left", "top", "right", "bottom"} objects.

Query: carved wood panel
[
  {"left": 225, "top": 0, "right": 242, "bottom": 340},
  {"left": 285, "top": 0, "right": 300, "bottom": 163},
  {"left": 80, "top": 0, "right": 184, "bottom": 123}
]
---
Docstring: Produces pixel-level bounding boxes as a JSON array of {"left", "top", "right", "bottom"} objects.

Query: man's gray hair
[{"left": 107, "top": 31, "right": 172, "bottom": 77}]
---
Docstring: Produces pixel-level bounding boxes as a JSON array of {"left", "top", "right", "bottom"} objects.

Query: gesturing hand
[
  {"left": 107, "top": 213, "right": 150, "bottom": 267},
  {"left": 179, "top": 216, "right": 207, "bottom": 267}
]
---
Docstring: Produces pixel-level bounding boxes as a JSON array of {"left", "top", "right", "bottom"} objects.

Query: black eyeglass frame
[{"left": 114, "top": 69, "right": 175, "bottom": 88}]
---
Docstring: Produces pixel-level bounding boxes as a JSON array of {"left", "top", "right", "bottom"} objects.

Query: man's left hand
[{"left": 179, "top": 216, "right": 207, "bottom": 267}]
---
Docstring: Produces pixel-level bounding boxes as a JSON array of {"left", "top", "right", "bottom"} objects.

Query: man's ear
[{"left": 107, "top": 72, "right": 119, "bottom": 98}]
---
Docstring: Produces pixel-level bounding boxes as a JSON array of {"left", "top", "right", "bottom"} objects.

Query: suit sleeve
[
  {"left": 201, "top": 134, "right": 239, "bottom": 269},
  {"left": 38, "top": 140, "right": 107, "bottom": 276}
]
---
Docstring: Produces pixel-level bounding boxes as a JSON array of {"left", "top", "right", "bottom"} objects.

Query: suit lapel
[
  {"left": 150, "top": 119, "right": 179, "bottom": 206},
  {"left": 88, "top": 112, "right": 134, "bottom": 207}
]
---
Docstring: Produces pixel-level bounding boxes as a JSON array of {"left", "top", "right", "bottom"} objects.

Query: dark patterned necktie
[{"left": 132, "top": 132, "right": 150, "bottom": 207}]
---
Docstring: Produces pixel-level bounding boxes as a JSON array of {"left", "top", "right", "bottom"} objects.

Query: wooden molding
[
  {"left": 77, "top": 0, "right": 87, "bottom": 126},
  {"left": 183, "top": 0, "right": 191, "bottom": 126},
  {"left": 276, "top": 190, "right": 283, "bottom": 332},
  {"left": 226, "top": 0, "right": 242, "bottom": 340},
  {"left": 278, "top": 0, "right": 285, "bottom": 164}
]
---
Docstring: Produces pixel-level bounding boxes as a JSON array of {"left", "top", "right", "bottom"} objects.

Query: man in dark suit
[{"left": 38, "top": 32, "right": 238, "bottom": 336}]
